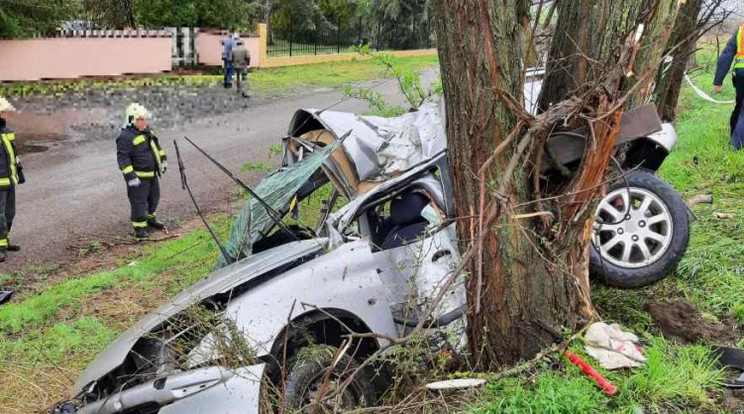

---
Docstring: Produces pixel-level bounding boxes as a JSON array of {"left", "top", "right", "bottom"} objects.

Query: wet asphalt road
[{"left": 2, "top": 76, "right": 426, "bottom": 272}]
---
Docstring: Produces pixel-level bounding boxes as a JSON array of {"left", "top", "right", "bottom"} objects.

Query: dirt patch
[
  {"left": 0, "top": 362, "right": 74, "bottom": 414},
  {"left": 643, "top": 300, "right": 739, "bottom": 345},
  {"left": 3, "top": 214, "right": 214, "bottom": 301},
  {"left": 82, "top": 284, "right": 167, "bottom": 330},
  {"left": 722, "top": 388, "right": 744, "bottom": 413}
]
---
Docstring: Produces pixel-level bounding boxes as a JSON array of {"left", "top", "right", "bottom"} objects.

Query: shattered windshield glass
[{"left": 216, "top": 141, "right": 341, "bottom": 269}]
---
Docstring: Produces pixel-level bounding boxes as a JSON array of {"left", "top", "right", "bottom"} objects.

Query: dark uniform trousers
[
  {"left": 0, "top": 188, "right": 15, "bottom": 245},
  {"left": 127, "top": 177, "right": 160, "bottom": 229},
  {"left": 731, "top": 74, "right": 744, "bottom": 149}
]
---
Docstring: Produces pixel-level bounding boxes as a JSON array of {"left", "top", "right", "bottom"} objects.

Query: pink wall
[
  {"left": 197, "top": 32, "right": 261, "bottom": 68},
  {"left": 0, "top": 37, "right": 172, "bottom": 81}
]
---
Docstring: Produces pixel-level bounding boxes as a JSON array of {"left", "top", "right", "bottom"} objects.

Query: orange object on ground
[{"left": 564, "top": 351, "right": 618, "bottom": 396}]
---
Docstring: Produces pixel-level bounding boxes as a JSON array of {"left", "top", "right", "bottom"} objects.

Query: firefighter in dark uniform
[
  {"left": 0, "top": 97, "right": 24, "bottom": 263},
  {"left": 714, "top": 23, "right": 744, "bottom": 150},
  {"left": 117, "top": 103, "right": 167, "bottom": 240}
]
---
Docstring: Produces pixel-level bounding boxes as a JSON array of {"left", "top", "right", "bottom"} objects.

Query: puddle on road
[
  {"left": 4, "top": 108, "right": 109, "bottom": 153},
  {"left": 18, "top": 142, "right": 52, "bottom": 154}
]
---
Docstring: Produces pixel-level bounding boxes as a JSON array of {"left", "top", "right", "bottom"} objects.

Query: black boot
[
  {"left": 148, "top": 218, "right": 165, "bottom": 230},
  {"left": 6, "top": 227, "right": 18, "bottom": 251},
  {"left": 135, "top": 228, "right": 149, "bottom": 240},
  {"left": 0, "top": 249, "right": 6, "bottom": 263}
]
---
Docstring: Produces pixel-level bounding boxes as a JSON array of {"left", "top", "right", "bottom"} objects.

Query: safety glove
[{"left": 128, "top": 177, "right": 141, "bottom": 187}]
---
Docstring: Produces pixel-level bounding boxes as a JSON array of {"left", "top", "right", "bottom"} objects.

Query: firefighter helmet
[
  {"left": 0, "top": 97, "right": 16, "bottom": 113},
  {"left": 125, "top": 103, "right": 151, "bottom": 125}
]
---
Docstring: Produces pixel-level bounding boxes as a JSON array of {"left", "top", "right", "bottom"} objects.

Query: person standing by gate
[
  {"left": 116, "top": 103, "right": 167, "bottom": 240},
  {"left": 221, "top": 32, "right": 239, "bottom": 88},
  {"left": 713, "top": 24, "right": 744, "bottom": 150},
  {"left": 0, "top": 97, "right": 25, "bottom": 263},
  {"left": 231, "top": 39, "right": 251, "bottom": 98}
]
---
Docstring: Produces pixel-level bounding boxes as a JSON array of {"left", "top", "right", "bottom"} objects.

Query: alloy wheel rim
[{"left": 593, "top": 187, "right": 673, "bottom": 269}]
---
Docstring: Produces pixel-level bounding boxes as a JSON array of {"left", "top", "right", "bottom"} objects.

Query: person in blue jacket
[
  {"left": 713, "top": 25, "right": 744, "bottom": 150},
  {"left": 221, "top": 33, "right": 239, "bottom": 88}
]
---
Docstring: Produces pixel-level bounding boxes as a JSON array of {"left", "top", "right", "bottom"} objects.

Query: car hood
[{"left": 73, "top": 238, "right": 327, "bottom": 395}]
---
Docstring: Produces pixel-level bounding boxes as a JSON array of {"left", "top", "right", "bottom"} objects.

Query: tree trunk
[
  {"left": 265, "top": 1, "right": 273, "bottom": 46},
  {"left": 432, "top": 0, "right": 585, "bottom": 368},
  {"left": 123, "top": 0, "right": 136, "bottom": 28},
  {"left": 656, "top": 0, "right": 706, "bottom": 121},
  {"left": 432, "top": 0, "right": 679, "bottom": 369},
  {"left": 540, "top": 0, "right": 679, "bottom": 112}
]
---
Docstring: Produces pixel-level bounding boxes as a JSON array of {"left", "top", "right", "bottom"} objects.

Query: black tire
[
  {"left": 284, "top": 345, "right": 376, "bottom": 413},
  {"left": 590, "top": 170, "right": 690, "bottom": 289}
]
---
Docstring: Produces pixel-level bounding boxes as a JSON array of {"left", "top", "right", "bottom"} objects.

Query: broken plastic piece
[
  {"left": 425, "top": 378, "right": 486, "bottom": 391},
  {"left": 713, "top": 346, "right": 744, "bottom": 388},
  {"left": 565, "top": 351, "right": 618, "bottom": 396}
]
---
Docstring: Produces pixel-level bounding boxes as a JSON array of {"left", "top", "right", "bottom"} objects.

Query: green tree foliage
[
  {"left": 0, "top": 0, "right": 78, "bottom": 38},
  {"left": 369, "top": 0, "right": 433, "bottom": 49},
  {"left": 79, "top": 0, "right": 261, "bottom": 30},
  {"left": 272, "top": 0, "right": 329, "bottom": 34},
  {"left": 80, "top": 0, "right": 134, "bottom": 28},
  {"left": 132, "top": 0, "right": 260, "bottom": 30}
]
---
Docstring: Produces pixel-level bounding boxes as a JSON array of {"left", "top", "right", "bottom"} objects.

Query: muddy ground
[
  {"left": 644, "top": 300, "right": 741, "bottom": 345},
  {"left": 0, "top": 75, "right": 420, "bottom": 282}
]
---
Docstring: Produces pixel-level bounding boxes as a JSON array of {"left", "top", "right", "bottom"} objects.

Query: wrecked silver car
[{"left": 55, "top": 98, "right": 689, "bottom": 413}]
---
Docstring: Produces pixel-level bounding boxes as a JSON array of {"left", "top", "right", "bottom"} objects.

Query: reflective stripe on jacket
[
  {"left": 116, "top": 126, "right": 167, "bottom": 181},
  {"left": 0, "top": 128, "right": 19, "bottom": 189},
  {"left": 736, "top": 25, "right": 744, "bottom": 69}
]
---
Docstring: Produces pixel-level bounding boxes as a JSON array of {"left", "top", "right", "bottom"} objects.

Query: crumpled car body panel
[{"left": 73, "top": 239, "right": 328, "bottom": 395}]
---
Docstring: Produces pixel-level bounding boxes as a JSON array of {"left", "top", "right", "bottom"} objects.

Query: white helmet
[
  {"left": 0, "top": 97, "right": 16, "bottom": 113},
  {"left": 125, "top": 103, "right": 151, "bottom": 125},
  {"left": 232, "top": 32, "right": 240, "bottom": 40}
]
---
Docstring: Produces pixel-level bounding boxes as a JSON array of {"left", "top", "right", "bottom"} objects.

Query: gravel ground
[
  {"left": 11, "top": 82, "right": 261, "bottom": 150},
  {"left": 0, "top": 75, "right": 426, "bottom": 275}
]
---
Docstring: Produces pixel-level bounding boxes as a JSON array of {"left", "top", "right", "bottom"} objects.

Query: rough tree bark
[
  {"left": 540, "top": 0, "right": 679, "bottom": 112},
  {"left": 432, "top": 0, "right": 582, "bottom": 367},
  {"left": 656, "top": 0, "right": 706, "bottom": 121},
  {"left": 432, "top": 0, "right": 679, "bottom": 368}
]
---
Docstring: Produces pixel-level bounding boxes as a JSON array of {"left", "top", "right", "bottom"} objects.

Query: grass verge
[
  {"left": 0, "top": 54, "right": 439, "bottom": 99},
  {"left": 0, "top": 216, "right": 227, "bottom": 413}
]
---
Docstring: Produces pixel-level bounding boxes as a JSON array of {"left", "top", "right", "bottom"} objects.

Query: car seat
[{"left": 381, "top": 192, "right": 430, "bottom": 250}]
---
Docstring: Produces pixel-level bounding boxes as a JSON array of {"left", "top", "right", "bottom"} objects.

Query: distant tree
[
  {"left": 132, "top": 0, "right": 258, "bottom": 29},
  {"left": 371, "top": 0, "right": 433, "bottom": 49},
  {"left": 318, "top": 0, "right": 354, "bottom": 26},
  {"left": 81, "top": 0, "right": 134, "bottom": 28},
  {"left": 0, "top": 0, "right": 78, "bottom": 38},
  {"left": 270, "top": 0, "right": 330, "bottom": 40},
  {"left": 249, "top": 0, "right": 277, "bottom": 27},
  {"left": 656, "top": 0, "right": 730, "bottom": 121},
  {"left": 77, "top": 0, "right": 259, "bottom": 30}
]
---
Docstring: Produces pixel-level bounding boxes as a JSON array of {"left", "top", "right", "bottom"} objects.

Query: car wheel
[
  {"left": 590, "top": 170, "right": 690, "bottom": 289},
  {"left": 284, "top": 345, "right": 376, "bottom": 413}
]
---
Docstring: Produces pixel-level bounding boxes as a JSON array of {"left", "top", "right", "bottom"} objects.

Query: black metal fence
[
  {"left": 268, "top": 15, "right": 433, "bottom": 57},
  {"left": 373, "top": 18, "right": 434, "bottom": 51}
]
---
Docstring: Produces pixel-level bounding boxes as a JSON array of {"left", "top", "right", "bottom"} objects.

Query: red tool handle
[{"left": 564, "top": 351, "right": 618, "bottom": 396}]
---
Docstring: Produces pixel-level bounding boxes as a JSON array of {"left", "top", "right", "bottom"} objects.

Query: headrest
[{"left": 390, "top": 192, "right": 429, "bottom": 226}]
